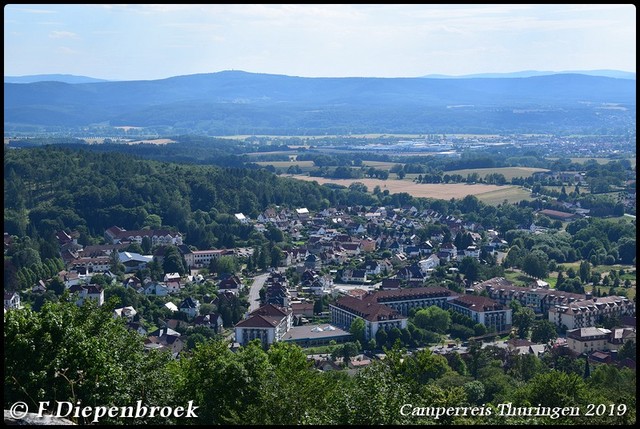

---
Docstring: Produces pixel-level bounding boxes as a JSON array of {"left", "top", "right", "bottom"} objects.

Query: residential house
[
  {"left": 178, "top": 297, "right": 200, "bottom": 319},
  {"left": 4, "top": 291, "right": 21, "bottom": 310},
  {"left": 145, "top": 327, "right": 183, "bottom": 356},
  {"left": 68, "top": 284, "right": 105, "bottom": 307},
  {"left": 113, "top": 306, "right": 137, "bottom": 321},
  {"left": 193, "top": 313, "right": 224, "bottom": 334}
]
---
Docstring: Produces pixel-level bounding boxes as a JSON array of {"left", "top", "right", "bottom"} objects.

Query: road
[{"left": 247, "top": 272, "right": 270, "bottom": 313}]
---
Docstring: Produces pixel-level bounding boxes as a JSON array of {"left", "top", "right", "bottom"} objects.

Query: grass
[{"left": 475, "top": 187, "right": 534, "bottom": 205}]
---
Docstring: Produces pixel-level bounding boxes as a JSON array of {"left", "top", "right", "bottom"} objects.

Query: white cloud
[{"left": 49, "top": 31, "right": 78, "bottom": 39}]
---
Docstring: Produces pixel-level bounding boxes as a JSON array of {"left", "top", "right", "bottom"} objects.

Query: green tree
[
  {"left": 349, "top": 317, "right": 366, "bottom": 344},
  {"left": 530, "top": 319, "right": 557, "bottom": 344},
  {"left": 313, "top": 299, "right": 323, "bottom": 315},
  {"left": 513, "top": 307, "right": 536, "bottom": 339},
  {"left": 413, "top": 305, "right": 451, "bottom": 333}
]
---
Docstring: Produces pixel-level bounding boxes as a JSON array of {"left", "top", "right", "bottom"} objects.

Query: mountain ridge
[{"left": 4, "top": 70, "right": 636, "bottom": 134}]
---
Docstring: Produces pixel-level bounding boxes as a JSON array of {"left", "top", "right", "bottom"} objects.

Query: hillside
[{"left": 4, "top": 71, "right": 636, "bottom": 134}]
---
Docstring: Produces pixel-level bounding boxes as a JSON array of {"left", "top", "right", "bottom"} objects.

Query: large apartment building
[{"left": 548, "top": 295, "right": 635, "bottom": 330}]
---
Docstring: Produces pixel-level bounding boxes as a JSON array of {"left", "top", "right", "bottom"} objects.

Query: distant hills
[
  {"left": 4, "top": 70, "right": 636, "bottom": 135},
  {"left": 422, "top": 69, "right": 636, "bottom": 80},
  {"left": 4, "top": 74, "right": 110, "bottom": 84}
]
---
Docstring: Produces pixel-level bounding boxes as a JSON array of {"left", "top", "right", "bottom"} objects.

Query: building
[
  {"left": 178, "top": 297, "right": 200, "bottom": 319},
  {"left": 182, "top": 248, "right": 230, "bottom": 269},
  {"left": 281, "top": 324, "right": 352, "bottom": 348},
  {"left": 330, "top": 295, "right": 407, "bottom": 341},
  {"left": 104, "top": 226, "right": 182, "bottom": 246},
  {"left": 4, "top": 292, "right": 21, "bottom": 310},
  {"left": 447, "top": 295, "right": 512, "bottom": 333},
  {"left": 566, "top": 327, "right": 612, "bottom": 354},
  {"left": 234, "top": 304, "right": 293, "bottom": 346},
  {"left": 374, "top": 286, "right": 456, "bottom": 315},
  {"left": 480, "top": 277, "right": 585, "bottom": 315},
  {"left": 548, "top": 296, "right": 636, "bottom": 330},
  {"left": 68, "top": 284, "right": 105, "bottom": 307},
  {"left": 117, "top": 251, "right": 153, "bottom": 273},
  {"left": 113, "top": 306, "right": 137, "bottom": 321}
]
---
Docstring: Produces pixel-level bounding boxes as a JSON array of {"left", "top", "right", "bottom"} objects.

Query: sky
[{"left": 3, "top": 3, "right": 636, "bottom": 81}]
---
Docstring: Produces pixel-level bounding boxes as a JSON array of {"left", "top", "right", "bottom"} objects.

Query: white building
[
  {"left": 549, "top": 296, "right": 635, "bottom": 330},
  {"left": 234, "top": 304, "right": 293, "bottom": 346}
]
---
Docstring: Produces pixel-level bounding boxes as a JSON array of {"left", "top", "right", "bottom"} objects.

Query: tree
[
  {"left": 579, "top": 260, "right": 591, "bottom": 283},
  {"left": 313, "top": 299, "right": 323, "bottom": 315},
  {"left": 617, "top": 339, "right": 635, "bottom": 360},
  {"left": 375, "top": 328, "right": 388, "bottom": 348},
  {"left": 513, "top": 307, "right": 536, "bottom": 339},
  {"left": 211, "top": 255, "right": 238, "bottom": 275},
  {"left": 413, "top": 306, "right": 451, "bottom": 333},
  {"left": 521, "top": 251, "right": 549, "bottom": 279},
  {"left": 4, "top": 299, "right": 175, "bottom": 425},
  {"left": 163, "top": 245, "right": 187, "bottom": 275},
  {"left": 530, "top": 319, "right": 557, "bottom": 344},
  {"left": 349, "top": 318, "right": 366, "bottom": 345}
]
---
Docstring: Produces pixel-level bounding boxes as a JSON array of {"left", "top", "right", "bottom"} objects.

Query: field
[
  {"left": 445, "top": 167, "right": 549, "bottom": 180},
  {"left": 289, "top": 175, "right": 532, "bottom": 204}
]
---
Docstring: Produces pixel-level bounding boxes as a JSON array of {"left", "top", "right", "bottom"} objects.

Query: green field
[
  {"left": 446, "top": 167, "right": 550, "bottom": 180},
  {"left": 474, "top": 187, "right": 534, "bottom": 205}
]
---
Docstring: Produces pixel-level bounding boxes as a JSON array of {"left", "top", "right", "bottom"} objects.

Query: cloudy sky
[{"left": 4, "top": 4, "right": 636, "bottom": 81}]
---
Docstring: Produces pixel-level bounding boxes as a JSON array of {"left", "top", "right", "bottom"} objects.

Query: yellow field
[{"left": 289, "top": 175, "right": 531, "bottom": 204}]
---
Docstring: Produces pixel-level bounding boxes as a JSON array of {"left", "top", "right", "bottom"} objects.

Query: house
[
  {"left": 341, "top": 269, "right": 367, "bottom": 284},
  {"left": 4, "top": 291, "right": 21, "bottom": 310},
  {"left": 178, "top": 297, "right": 200, "bottom": 319},
  {"left": 566, "top": 327, "right": 612, "bottom": 354},
  {"left": 380, "top": 279, "right": 401, "bottom": 290},
  {"left": 164, "top": 272, "right": 181, "bottom": 283},
  {"left": 144, "top": 282, "right": 170, "bottom": 296},
  {"left": 291, "top": 302, "right": 315, "bottom": 318},
  {"left": 145, "top": 327, "right": 183, "bottom": 356},
  {"left": 193, "top": 313, "right": 224, "bottom": 334},
  {"left": 234, "top": 304, "right": 293, "bottom": 346},
  {"left": 234, "top": 213, "right": 249, "bottom": 224},
  {"left": 218, "top": 275, "right": 243, "bottom": 294},
  {"left": 68, "top": 284, "right": 105, "bottom": 307},
  {"left": 113, "top": 306, "right": 137, "bottom": 321}
]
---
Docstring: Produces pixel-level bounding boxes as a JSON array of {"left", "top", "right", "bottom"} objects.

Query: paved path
[{"left": 248, "top": 272, "right": 270, "bottom": 313}]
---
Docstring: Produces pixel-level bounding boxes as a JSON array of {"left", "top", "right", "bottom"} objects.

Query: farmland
[{"left": 288, "top": 174, "right": 532, "bottom": 204}]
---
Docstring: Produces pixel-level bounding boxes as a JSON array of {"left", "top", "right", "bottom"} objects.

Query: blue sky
[{"left": 4, "top": 4, "right": 636, "bottom": 81}]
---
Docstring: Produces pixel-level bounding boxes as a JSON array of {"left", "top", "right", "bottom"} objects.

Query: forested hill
[
  {"left": 3, "top": 145, "right": 330, "bottom": 247},
  {"left": 4, "top": 71, "right": 636, "bottom": 134},
  {"left": 5, "top": 145, "right": 421, "bottom": 250}
]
